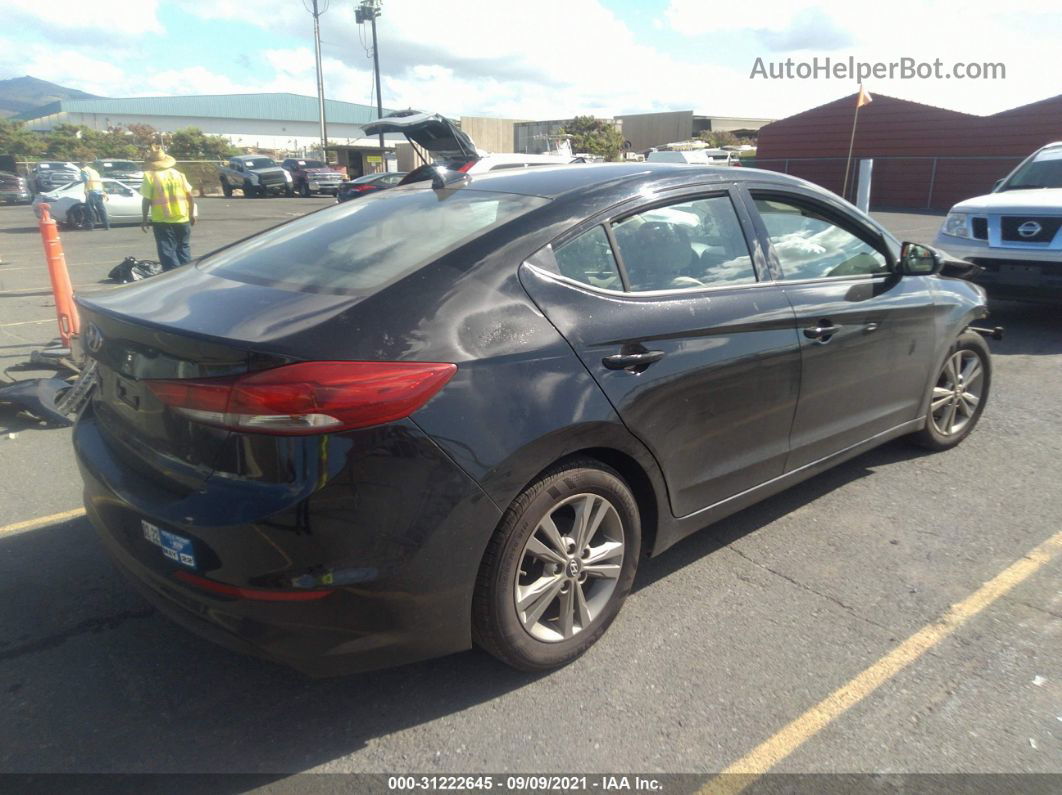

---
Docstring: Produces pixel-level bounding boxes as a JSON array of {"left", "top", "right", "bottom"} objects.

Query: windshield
[
  {"left": 242, "top": 158, "right": 277, "bottom": 169},
  {"left": 1000, "top": 148, "right": 1062, "bottom": 190},
  {"left": 98, "top": 161, "right": 138, "bottom": 171},
  {"left": 200, "top": 187, "right": 549, "bottom": 295},
  {"left": 299, "top": 160, "right": 327, "bottom": 168}
]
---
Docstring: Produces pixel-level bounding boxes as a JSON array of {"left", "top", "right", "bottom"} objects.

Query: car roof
[{"left": 451, "top": 161, "right": 811, "bottom": 199}]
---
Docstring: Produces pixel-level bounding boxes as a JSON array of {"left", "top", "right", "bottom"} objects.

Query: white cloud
[
  {"left": 3, "top": 0, "right": 1060, "bottom": 128},
  {"left": 6, "top": 0, "right": 162, "bottom": 35}
]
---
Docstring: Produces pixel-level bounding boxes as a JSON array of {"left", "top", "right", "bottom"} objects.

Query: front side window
[
  {"left": 754, "top": 197, "right": 888, "bottom": 280},
  {"left": 552, "top": 225, "right": 622, "bottom": 290},
  {"left": 612, "top": 195, "right": 756, "bottom": 291}
]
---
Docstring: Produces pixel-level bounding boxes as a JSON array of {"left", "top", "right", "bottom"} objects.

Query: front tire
[
  {"left": 911, "top": 330, "right": 991, "bottom": 451},
  {"left": 242, "top": 181, "right": 256, "bottom": 198},
  {"left": 222, "top": 182, "right": 232, "bottom": 197},
  {"left": 472, "top": 459, "right": 640, "bottom": 671},
  {"left": 299, "top": 182, "right": 311, "bottom": 198}
]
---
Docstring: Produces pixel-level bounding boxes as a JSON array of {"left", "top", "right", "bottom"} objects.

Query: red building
[{"left": 754, "top": 92, "right": 1062, "bottom": 210}]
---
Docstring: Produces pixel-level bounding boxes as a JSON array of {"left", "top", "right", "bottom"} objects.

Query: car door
[
  {"left": 740, "top": 185, "right": 938, "bottom": 470},
  {"left": 520, "top": 187, "right": 802, "bottom": 517},
  {"left": 101, "top": 180, "right": 140, "bottom": 220}
]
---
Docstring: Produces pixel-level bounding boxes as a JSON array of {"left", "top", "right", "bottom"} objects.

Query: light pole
[
  {"left": 355, "top": 0, "right": 384, "bottom": 151},
  {"left": 305, "top": 0, "right": 330, "bottom": 158}
]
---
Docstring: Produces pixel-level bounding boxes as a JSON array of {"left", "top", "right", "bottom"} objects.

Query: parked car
[
  {"left": 933, "top": 141, "right": 1062, "bottom": 302},
  {"left": 74, "top": 163, "right": 991, "bottom": 676},
  {"left": 281, "top": 158, "right": 345, "bottom": 197},
  {"left": 0, "top": 170, "right": 32, "bottom": 204},
  {"left": 93, "top": 159, "right": 144, "bottom": 190},
  {"left": 364, "top": 111, "right": 580, "bottom": 185},
  {"left": 647, "top": 149, "right": 740, "bottom": 166},
  {"left": 31, "top": 161, "right": 80, "bottom": 192},
  {"left": 336, "top": 171, "right": 407, "bottom": 202},
  {"left": 32, "top": 177, "right": 143, "bottom": 227},
  {"left": 218, "top": 155, "right": 293, "bottom": 198}
]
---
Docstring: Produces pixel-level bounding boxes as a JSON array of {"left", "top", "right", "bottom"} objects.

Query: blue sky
[{"left": 3, "top": 0, "right": 1059, "bottom": 121}]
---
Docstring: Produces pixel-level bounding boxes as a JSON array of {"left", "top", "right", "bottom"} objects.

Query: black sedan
[
  {"left": 336, "top": 171, "right": 407, "bottom": 202},
  {"left": 74, "top": 164, "right": 991, "bottom": 675}
]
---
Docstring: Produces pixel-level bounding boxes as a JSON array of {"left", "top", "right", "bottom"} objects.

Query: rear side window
[
  {"left": 754, "top": 197, "right": 888, "bottom": 280},
  {"left": 553, "top": 226, "right": 622, "bottom": 289},
  {"left": 201, "top": 188, "right": 549, "bottom": 295},
  {"left": 613, "top": 195, "right": 756, "bottom": 291}
]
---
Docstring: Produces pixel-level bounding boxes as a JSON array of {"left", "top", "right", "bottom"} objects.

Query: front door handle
[
  {"left": 803, "top": 322, "right": 841, "bottom": 342},
  {"left": 602, "top": 350, "right": 666, "bottom": 371}
]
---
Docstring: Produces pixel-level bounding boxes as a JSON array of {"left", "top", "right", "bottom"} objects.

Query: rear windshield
[{"left": 200, "top": 187, "right": 549, "bottom": 295}]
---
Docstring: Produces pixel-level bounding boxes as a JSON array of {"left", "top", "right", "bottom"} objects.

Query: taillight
[
  {"left": 456, "top": 160, "right": 476, "bottom": 173},
  {"left": 353, "top": 185, "right": 376, "bottom": 192},
  {"left": 144, "top": 361, "right": 456, "bottom": 435}
]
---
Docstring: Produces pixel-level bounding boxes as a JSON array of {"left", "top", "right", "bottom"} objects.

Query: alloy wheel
[
  {"left": 514, "top": 493, "right": 625, "bottom": 642},
  {"left": 930, "top": 349, "right": 984, "bottom": 437}
]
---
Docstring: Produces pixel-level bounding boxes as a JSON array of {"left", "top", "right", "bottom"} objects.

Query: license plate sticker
[{"left": 141, "top": 520, "right": 196, "bottom": 568}]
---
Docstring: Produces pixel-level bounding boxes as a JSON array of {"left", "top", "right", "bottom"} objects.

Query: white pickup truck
[{"left": 933, "top": 142, "right": 1062, "bottom": 303}]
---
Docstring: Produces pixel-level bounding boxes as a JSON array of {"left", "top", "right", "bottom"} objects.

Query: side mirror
[{"left": 899, "top": 242, "right": 942, "bottom": 275}]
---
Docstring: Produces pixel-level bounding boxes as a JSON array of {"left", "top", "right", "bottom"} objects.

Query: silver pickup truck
[{"left": 218, "top": 155, "right": 294, "bottom": 198}]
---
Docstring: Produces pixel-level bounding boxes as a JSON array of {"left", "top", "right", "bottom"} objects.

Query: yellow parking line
[
  {"left": 702, "top": 529, "right": 1062, "bottom": 795},
  {"left": 0, "top": 508, "right": 86, "bottom": 538}
]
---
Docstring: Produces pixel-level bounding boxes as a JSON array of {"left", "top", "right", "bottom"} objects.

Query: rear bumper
[{"left": 74, "top": 407, "right": 502, "bottom": 676}]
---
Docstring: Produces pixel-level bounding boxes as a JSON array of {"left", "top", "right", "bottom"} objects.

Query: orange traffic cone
[{"left": 37, "top": 203, "right": 80, "bottom": 348}]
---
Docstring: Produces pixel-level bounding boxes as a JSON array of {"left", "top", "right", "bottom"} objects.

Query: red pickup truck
[{"left": 280, "top": 158, "right": 345, "bottom": 197}]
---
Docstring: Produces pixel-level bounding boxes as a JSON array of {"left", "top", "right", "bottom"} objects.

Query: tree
[
  {"left": 126, "top": 123, "right": 160, "bottom": 155},
  {"left": 696, "top": 130, "right": 740, "bottom": 148},
  {"left": 0, "top": 119, "right": 44, "bottom": 157},
  {"left": 42, "top": 124, "right": 105, "bottom": 161},
  {"left": 560, "top": 116, "right": 625, "bottom": 161},
  {"left": 167, "top": 127, "right": 238, "bottom": 159}
]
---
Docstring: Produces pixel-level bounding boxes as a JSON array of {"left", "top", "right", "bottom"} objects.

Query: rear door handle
[
  {"left": 602, "top": 350, "right": 666, "bottom": 371},
  {"left": 803, "top": 323, "right": 841, "bottom": 341}
]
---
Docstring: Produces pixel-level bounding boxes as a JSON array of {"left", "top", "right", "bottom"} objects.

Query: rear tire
[
  {"left": 910, "top": 331, "right": 991, "bottom": 451},
  {"left": 472, "top": 459, "right": 640, "bottom": 671}
]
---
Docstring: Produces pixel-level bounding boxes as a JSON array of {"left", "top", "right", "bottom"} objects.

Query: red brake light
[
  {"left": 145, "top": 361, "right": 456, "bottom": 435},
  {"left": 456, "top": 160, "right": 476, "bottom": 173},
  {"left": 353, "top": 184, "right": 376, "bottom": 192}
]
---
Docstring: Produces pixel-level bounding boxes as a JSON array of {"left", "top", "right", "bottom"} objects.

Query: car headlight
[{"left": 942, "top": 212, "right": 969, "bottom": 238}]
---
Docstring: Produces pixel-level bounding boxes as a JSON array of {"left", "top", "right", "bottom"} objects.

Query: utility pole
[
  {"left": 356, "top": 1, "right": 385, "bottom": 150},
  {"left": 306, "top": 0, "right": 330, "bottom": 158}
]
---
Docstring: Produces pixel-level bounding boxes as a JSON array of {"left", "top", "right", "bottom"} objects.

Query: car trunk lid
[
  {"left": 363, "top": 111, "right": 478, "bottom": 161},
  {"left": 77, "top": 269, "right": 364, "bottom": 490}
]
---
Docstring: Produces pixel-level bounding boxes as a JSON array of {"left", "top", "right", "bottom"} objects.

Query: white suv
[{"left": 933, "top": 142, "right": 1062, "bottom": 302}]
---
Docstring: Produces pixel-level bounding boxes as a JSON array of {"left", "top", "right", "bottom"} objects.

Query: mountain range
[{"left": 0, "top": 75, "right": 100, "bottom": 119}]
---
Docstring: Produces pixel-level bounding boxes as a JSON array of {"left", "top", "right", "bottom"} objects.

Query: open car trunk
[{"left": 363, "top": 111, "right": 479, "bottom": 161}]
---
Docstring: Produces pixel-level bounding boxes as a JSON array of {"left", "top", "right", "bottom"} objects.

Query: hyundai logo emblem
[
  {"left": 1017, "top": 221, "right": 1042, "bottom": 238},
  {"left": 85, "top": 323, "right": 104, "bottom": 353}
]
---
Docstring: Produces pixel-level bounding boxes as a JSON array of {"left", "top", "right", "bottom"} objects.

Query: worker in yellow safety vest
[
  {"left": 79, "top": 163, "right": 108, "bottom": 231},
  {"left": 140, "top": 146, "right": 196, "bottom": 271}
]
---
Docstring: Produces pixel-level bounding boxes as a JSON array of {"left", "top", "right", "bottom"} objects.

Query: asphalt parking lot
[{"left": 0, "top": 198, "right": 1059, "bottom": 780}]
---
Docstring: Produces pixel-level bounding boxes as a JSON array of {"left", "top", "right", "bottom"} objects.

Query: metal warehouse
[
  {"left": 754, "top": 92, "right": 1062, "bottom": 211},
  {"left": 16, "top": 92, "right": 397, "bottom": 153}
]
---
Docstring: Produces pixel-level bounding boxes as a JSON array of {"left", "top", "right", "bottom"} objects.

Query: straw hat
[{"left": 144, "top": 145, "right": 176, "bottom": 170}]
